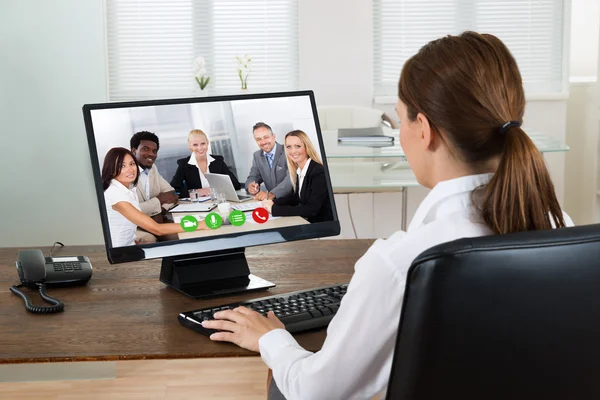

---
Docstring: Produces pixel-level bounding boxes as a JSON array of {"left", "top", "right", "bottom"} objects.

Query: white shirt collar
[
  {"left": 188, "top": 153, "right": 215, "bottom": 167},
  {"left": 296, "top": 158, "right": 311, "bottom": 177},
  {"left": 408, "top": 173, "right": 493, "bottom": 232},
  {"left": 138, "top": 165, "right": 151, "bottom": 174},
  {"left": 110, "top": 179, "right": 135, "bottom": 192}
]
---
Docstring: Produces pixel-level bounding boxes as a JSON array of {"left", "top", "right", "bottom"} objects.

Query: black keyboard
[{"left": 178, "top": 283, "right": 348, "bottom": 336}]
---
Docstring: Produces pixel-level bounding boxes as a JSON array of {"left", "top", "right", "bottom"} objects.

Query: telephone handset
[
  {"left": 12, "top": 250, "right": 64, "bottom": 314},
  {"left": 16, "top": 250, "right": 48, "bottom": 288}
]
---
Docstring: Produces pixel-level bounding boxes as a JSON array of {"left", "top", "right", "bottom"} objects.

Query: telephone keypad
[{"left": 53, "top": 262, "right": 82, "bottom": 273}]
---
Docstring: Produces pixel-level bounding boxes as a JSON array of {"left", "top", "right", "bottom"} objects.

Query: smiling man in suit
[{"left": 245, "top": 122, "right": 293, "bottom": 201}]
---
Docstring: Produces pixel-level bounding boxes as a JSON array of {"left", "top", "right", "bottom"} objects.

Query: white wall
[
  {"left": 570, "top": 0, "right": 600, "bottom": 80},
  {"left": 564, "top": 83, "right": 599, "bottom": 225},
  {"left": 298, "top": 0, "right": 373, "bottom": 107},
  {"left": 563, "top": 0, "right": 600, "bottom": 225},
  {"left": 0, "top": 0, "right": 108, "bottom": 247}
]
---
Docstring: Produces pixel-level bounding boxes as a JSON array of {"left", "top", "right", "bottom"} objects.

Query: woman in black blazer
[
  {"left": 262, "top": 130, "right": 332, "bottom": 223},
  {"left": 170, "top": 129, "right": 241, "bottom": 198}
]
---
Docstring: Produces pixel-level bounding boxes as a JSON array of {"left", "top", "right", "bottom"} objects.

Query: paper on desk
[
  {"left": 170, "top": 203, "right": 215, "bottom": 213},
  {"left": 173, "top": 214, "right": 204, "bottom": 223},
  {"left": 177, "top": 196, "right": 210, "bottom": 202},
  {"left": 245, "top": 212, "right": 281, "bottom": 223}
]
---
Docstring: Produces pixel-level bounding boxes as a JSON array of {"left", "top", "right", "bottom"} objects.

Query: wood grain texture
[
  {"left": 0, "top": 358, "right": 269, "bottom": 399},
  {"left": 0, "top": 240, "right": 374, "bottom": 364}
]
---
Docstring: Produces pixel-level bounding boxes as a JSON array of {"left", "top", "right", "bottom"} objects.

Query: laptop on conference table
[{"left": 204, "top": 173, "right": 253, "bottom": 202}]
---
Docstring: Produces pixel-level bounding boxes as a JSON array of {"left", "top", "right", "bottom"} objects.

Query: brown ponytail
[
  {"left": 398, "top": 31, "right": 565, "bottom": 234},
  {"left": 482, "top": 125, "right": 565, "bottom": 233}
]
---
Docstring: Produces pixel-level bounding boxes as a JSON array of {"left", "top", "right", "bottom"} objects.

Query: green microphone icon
[{"left": 205, "top": 212, "right": 222, "bottom": 229}]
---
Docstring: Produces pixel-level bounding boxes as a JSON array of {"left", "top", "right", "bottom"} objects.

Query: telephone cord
[{"left": 10, "top": 283, "right": 65, "bottom": 314}]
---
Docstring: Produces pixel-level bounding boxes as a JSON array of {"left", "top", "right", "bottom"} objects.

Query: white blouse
[
  {"left": 296, "top": 158, "right": 311, "bottom": 197},
  {"left": 258, "top": 173, "right": 574, "bottom": 400},
  {"left": 104, "top": 179, "right": 141, "bottom": 247},
  {"left": 187, "top": 153, "right": 215, "bottom": 189}
]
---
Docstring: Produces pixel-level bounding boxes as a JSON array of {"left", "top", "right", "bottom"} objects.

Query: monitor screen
[{"left": 83, "top": 91, "right": 340, "bottom": 297}]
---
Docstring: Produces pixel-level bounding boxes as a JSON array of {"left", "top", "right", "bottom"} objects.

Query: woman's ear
[{"left": 416, "top": 112, "right": 434, "bottom": 151}]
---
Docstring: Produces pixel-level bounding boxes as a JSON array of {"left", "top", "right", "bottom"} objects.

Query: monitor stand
[{"left": 159, "top": 247, "right": 275, "bottom": 299}]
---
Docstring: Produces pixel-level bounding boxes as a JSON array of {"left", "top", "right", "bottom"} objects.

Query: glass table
[{"left": 323, "top": 128, "right": 569, "bottom": 230}]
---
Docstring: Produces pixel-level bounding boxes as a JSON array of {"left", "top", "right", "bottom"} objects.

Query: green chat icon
[{"left": 229, "top": 210, "right": 246, "bottom": 227}]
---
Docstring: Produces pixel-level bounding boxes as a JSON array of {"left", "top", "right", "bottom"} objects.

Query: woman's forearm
[{"left": 152, "top": 222, "right": 183, "bottom": 236}]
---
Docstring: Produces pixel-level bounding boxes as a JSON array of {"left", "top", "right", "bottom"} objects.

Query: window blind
[
  {"left": 106, "top": 0, "right": 299, "bottom": 101},
  {"left": 373, "top": 0, "right": 566, "bottom": 97}
]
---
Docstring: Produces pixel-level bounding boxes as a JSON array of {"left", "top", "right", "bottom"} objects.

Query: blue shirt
[{"left": 264, "top": 147, "right": 277, "bottom": 168}]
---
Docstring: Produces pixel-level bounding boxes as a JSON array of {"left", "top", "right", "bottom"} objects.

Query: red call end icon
[{"left": 252, "top": 207, "right": 270, "bottom": 224}]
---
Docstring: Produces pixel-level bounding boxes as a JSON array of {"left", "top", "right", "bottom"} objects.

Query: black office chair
[{"left": 386, "top": 224, "right": 600, "bottom": 400}]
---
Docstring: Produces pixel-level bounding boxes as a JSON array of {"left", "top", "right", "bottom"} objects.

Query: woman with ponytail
[{"left": 202, "top": 32, "right": 573, "bottom": 400}]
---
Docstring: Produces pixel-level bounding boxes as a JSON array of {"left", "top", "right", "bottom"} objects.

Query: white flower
[
  {"left": 193, "top": 56, "right": 206, "bottom": 76},
  {"left": 237, "top": 54, "right": 252, "bottom": 71},
  {"left": 192, "top": 55, "right": 210, "bottom": 90},
  {"left": 236, "top": 54, "right": 252, "bottom": 89}
]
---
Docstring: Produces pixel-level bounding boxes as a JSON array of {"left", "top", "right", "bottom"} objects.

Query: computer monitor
[{"left": 82, "top": 91, "right": 340, "bottom": 298}]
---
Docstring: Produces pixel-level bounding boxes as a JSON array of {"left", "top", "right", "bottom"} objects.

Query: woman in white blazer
[{"left": 201, "top": 32, "right": 574, "bottom": 400}]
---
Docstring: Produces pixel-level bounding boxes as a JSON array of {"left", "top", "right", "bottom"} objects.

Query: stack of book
[{"left": 337, "top": 127, "right": 395, "bottom": 146}]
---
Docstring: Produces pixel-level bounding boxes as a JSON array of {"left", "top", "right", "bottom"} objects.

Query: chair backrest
[
  {"left": 317, "top": 105, "right": 383, "bottom": 130},
  {"left": 386, "top": 224, "right": 600, "bottom": 400}
]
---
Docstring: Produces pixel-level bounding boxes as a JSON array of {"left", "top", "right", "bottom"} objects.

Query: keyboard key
[{"left": 279, "top": 312, "right": 313, "bottom": 325}]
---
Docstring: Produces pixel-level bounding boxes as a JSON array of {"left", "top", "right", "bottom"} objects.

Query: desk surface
[{"left": 0, "top": 240, "right": 373, "bottom": 364}]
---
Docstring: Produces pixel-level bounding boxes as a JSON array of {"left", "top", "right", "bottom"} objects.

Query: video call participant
[
  {"left": 171, "top": 129, "right": 241, "bottom": 198},
  {"left": 261, "top": 130, "right": 332, "bottom": 223},
  {"left": 245, "top": 122, "right": 293, "bottom": 201},
  {"left": 102, "top": 147, "right": 207, "bottom": 247},
  {"left": 201, "top": 32, "right": 574, "bottom": 400},
  {"left": 130, "top": 131, "right": 179, "bottom": 243}
]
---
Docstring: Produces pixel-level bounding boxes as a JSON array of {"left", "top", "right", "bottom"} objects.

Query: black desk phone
[{"left": 10, "top": 249, "right": 93, "bottom": 314}]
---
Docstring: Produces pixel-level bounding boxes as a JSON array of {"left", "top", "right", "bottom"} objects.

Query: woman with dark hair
[
  {"left": 261, "top": 130, "right": 332, "bottom": 223},
  {"left": 201, "top": 32, "right": 574, "bottom": 399},
  {"left": 102, "top": 147, "right": 206, "bottom": 247}
]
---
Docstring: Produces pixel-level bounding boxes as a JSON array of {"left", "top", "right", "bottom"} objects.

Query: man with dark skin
[{"left": 130, "top": 131, "right": 179, "bottom": 242}]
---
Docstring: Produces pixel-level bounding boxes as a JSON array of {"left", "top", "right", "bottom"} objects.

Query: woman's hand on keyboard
[{"left": 202, "top": 306, "right": 284, "bottom": 352}]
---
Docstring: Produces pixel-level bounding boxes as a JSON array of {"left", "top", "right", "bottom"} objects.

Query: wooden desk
[{"left": 0, "top": 240, "right": 373, "bottom": 364}]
